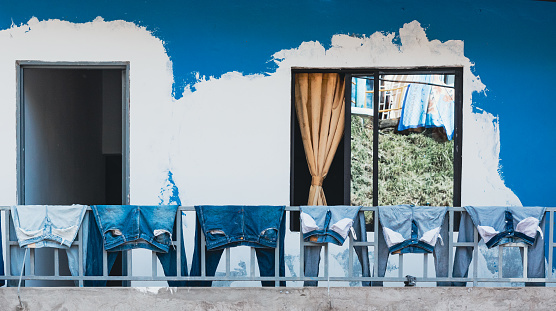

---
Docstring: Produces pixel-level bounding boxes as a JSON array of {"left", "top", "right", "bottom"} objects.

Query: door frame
[{"left": 15, "top": 61, "right": 130, "bottom": 205}]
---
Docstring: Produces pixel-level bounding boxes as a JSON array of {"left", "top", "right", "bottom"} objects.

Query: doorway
[{"left": 16, "top": 62, "right": 129, "bottom": 286}]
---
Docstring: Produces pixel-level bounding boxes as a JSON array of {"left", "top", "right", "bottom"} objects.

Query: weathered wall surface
[
  {"left": 0, "top": 0, "right": 555, "bottom": 286},
  {"left": 2, "top": 0, "right": 554, "bottom": 206},
  {"left": 2, "top": 287, "right": 556, "bottom": 311}
]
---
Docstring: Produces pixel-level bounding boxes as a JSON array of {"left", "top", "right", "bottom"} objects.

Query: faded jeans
[
  {"left": 304, "top": 212, "right": 371, "bottom": 286},
  {"left": 371, "top": 215, "right": 450, "bottom": 287},
  {"left": 8, "top": 206, "right": 84, "bottom": 286},
  {"left": 452, "top": 212, "right": 546, "bottom": 286}
]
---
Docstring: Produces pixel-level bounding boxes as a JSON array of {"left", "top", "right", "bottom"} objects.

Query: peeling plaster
[
  {"left": 0, "top": 17, "right": 519, "bottom": 207},
  {"left": 0, "top": 18, "right": 521, "bottom": 285}
]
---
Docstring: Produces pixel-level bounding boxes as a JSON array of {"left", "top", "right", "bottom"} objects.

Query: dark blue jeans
[
  {"left": 188, "top": 213, "right": 286, "bottom": 287},
  {"left": 85, "top": 211, "right": 188, "bottom": 286}
]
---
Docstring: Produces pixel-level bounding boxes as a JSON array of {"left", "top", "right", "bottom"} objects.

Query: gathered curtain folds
[{"left": 294, "top": 73, "right": 346, "bottom": 206}]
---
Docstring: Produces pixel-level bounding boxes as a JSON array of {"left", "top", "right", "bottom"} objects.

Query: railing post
[
  {"left": 550, "top": 211, "right": 554, "bottom": 281},
  {"left": 78, "top": 217, "right": 84, "bottom": 287}
]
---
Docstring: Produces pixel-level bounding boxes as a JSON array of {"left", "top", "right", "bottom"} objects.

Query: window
[{"left": 290, "top": 68, "right": 463, "bottom": 229}]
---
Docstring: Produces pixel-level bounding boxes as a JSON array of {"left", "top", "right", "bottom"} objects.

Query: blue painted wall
[{"left": 1, "top": 0, "right": 555, "bottom": 206}]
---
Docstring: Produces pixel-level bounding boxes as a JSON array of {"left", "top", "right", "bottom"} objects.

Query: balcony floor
[{"left": 1, "top": 287, "right": 556, "bottom": 310}]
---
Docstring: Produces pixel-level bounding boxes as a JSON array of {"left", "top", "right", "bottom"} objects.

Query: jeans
[
  {"left": 304, "top": 212, "right": 371, "bottom": 286},
  {"left": 452, "top": 211, "right": 546, "bottom": 287},
  {"left": 378, "top": 205, "right": 448, "bottom": 254},
  {"left": 463, "top": 206, "right": 546, "bottom": 248},
  {"left": 91, "top": 205, "right": 179, "bottom": 253},
  {"left": 9, "top": 206, "right": 85, "bottom": 286},
  {"left": 84, "top": 209, "right": 188, "bottom": 287},
  {"left": 371, "top": 215, "right": 450, "bottom": 287},
  {"left": 11, "top": 205, "right": 86, "bottom": 249},
  {"left": 300, "top": 205, "right": 361, "bottom": 246},
  {"left": 188, "top": 211, "right": 286, "bottom": 287},
  {"left": 194, "top": 205, "right": 285, "bottom": 250}
]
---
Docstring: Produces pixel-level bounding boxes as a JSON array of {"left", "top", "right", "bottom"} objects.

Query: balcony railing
[{"left": 0, "top": 206, "right": 555, "bottom": 287}]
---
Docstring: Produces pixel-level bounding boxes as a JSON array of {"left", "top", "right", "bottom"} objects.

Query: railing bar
[
  {"left": 176, "top": 210, "right": 182, "bottom": 277},
  {"left": 5, "top": 210, "right": 11, "bottom": 277},
  {"left": 473, "top": 226, "right": 478, "bottom": 286},
  {"left": 348, "top": 232, "right": 354, "bottom": 278},
  {"left": 0, "top": 206, "right": 484, "bottom": 212},
  {"left": 274, "top": 232, "right": 279, "bottom": 287},
  {"left": 29, "top": 248, "right": 35, "bottom": 276},
  {"left": 453, "top": 242, "right": 475, "bottom": 247},
  {"left": 201, "top": 228, "right": 206, "bottom": 277},
  {"left": 550, "top": 211, "right": 554, "bottom": 280},
  {"left": 423, "top": 253, "right": 428, "bottom": 278},
  {"left": 250, "top": 247, "right": 256, "bottom": 277},
  {"left": 373, "top": 210, "right": 379, "bottom": 279},
  {"left": 103, "top": 250, "right": 108, "bottom": 277},
  {"left": 398, "top": 254, "right": 403, "bottom": 278},
  {"left": 78, "top": 218, "right": 84, "bottom": 287},
  {"left": 226, "top": 248, "right": 230, "bottom": 277},
  {"left": 350, "top": 242, "right": 374, "bottom": 246},
  {"left": 300, "top": 226, "right": 304, "bottom": 279},
  {"left": 54, "top": 248, "right": 59, "bottom": 276},
  {"left": 498, "top": 246, "right": 503, "bottom": 278},
  {"left": 324, "top": 243, "right": 329, "bottom": 279},
  {"left": 152, "top": 252, "right": 157, "bottom": 277},
  {"left": 127, "top": 250, "right": 133, "bottom": 280},
  {"left": 523, "top": 245, "right": 528, "bottom": 279},
  {"left": 1, "top": 275, "right": 554, "bottom": 282},
  {"left": 448, "top": 209, "right": 454, "bottom": 278}
]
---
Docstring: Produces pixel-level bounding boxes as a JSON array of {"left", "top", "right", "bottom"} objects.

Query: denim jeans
[
  {"left": 188, "top": 207, "right": 286, "bottom": 287},
  {"left": 84, "top": 207, "right": 188, "bottom": 287},
  {"left": 463, "top": 206, "right": 546, "bottom": 248},
  {"left": 9, "top": 205, "right": 85, "bottom": 286},
  {"left": 304, "top": 211, "right": 371, "bottom": 286},
  {"left": 92, "top": 205, "right": 179, "bottom": 253},
  {"left": 371, "top": 215, "right": 450, "bottom": 287},
  {"left": 301, "top": 206, "right": 361, "bottom": 246},
  {"left": 378, "top": 205, "right": 448, "bottom": 254},
  {"left": 452, "top": 211, "right": 546, "bottom": 287},
  {"left": 11, "top": 205, "right": 86, "bottom": 249}
]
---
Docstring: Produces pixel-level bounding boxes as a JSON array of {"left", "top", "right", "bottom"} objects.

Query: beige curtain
[{"left": 295, "top": 73, "right": 345, "bottom": 206}]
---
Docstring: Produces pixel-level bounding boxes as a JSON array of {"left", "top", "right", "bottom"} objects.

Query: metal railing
[{"left": 0, "top": 206, "right": 554, "bottom": 287}]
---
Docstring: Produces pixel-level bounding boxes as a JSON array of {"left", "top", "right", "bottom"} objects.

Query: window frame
[{"left": 290, "top": 67, "right": 463, "bottom": 213}]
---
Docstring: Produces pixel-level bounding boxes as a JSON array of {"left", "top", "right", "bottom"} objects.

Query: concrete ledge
[{"left": 1, "top": 287, "right": 556, "bottom": 311}]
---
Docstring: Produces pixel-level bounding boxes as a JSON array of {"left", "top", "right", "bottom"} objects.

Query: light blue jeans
[
  {"left": 301, "top": 206, "right": 361, "bottom": 246},
  {"left": 452, "top": 210, "right": 546, "bottom": 287},
  {"left": 372, "top": 214, "right": 450, "bottom": 286},
  {"left": 304, "top": 211, "right": 370, "bottom": 286},
  {"left": 378, "top": 205, "right": 448, "bottom": 254},
  {"left": 9, "top": 205, "right": 86, "bottom": 286}
]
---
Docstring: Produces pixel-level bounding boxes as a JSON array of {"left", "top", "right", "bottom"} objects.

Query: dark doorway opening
[{"left": 18, "top": 65, "right": 128, "bottom": 286}]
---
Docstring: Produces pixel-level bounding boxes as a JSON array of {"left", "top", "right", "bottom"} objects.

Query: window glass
[{"left": 350, "top": 74, "right": 455, "bottom": 210}]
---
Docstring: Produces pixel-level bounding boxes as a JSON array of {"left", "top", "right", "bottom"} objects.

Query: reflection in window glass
[{"left": 350, "top": 74, "right": 454, "bottom": 212}]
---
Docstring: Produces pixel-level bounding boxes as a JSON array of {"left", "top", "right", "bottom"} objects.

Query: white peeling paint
[
  {"left": 0, "top": 18, "right": 519, "bottom": 208},
  {"left": 0, "top": 18, "right": 520, "bottom": 287}
]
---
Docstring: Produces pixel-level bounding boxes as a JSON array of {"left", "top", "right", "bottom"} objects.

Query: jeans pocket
[
  {"left": 153, "top": 229, "right": 172, "bottom": 245},
  {"left": 206, "top": 229, "right": 227, "bottom": 243},
  {"left": 259, "top": 228, "right": 278, "bottom": 242}
]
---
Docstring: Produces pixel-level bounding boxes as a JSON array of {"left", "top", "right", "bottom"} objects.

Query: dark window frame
[{"left": 290, "top": 67, "right": 463, "bottom": 230}]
